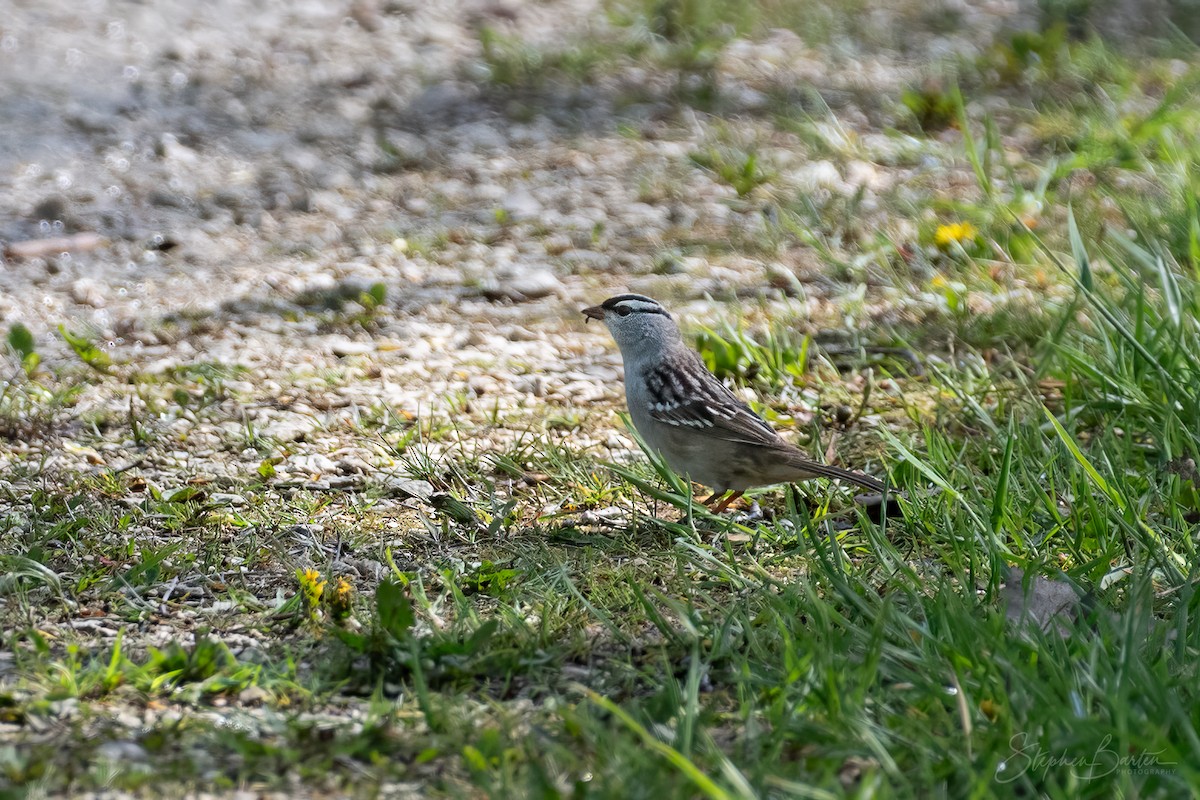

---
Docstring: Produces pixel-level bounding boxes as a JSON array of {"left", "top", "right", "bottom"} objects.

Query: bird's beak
[{"left": 581, "top": 305, "right": 605, "bottom": 323}]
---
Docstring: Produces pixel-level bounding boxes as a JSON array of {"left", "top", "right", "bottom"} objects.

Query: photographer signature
[{"left": 996, "top": 733, "right": 1176, "bottom": 783}]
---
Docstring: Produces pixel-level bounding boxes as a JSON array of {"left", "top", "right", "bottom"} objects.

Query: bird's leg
[
  {"left": 700, "top": 490, "right": 727, "bottom": 507},
  {"left": 710, "top": 491, "right": 744, "bottom": 514}
]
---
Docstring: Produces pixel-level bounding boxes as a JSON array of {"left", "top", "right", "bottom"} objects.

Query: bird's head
[{"left": 582, "top": 294, "right": 681, "bottom": 356}]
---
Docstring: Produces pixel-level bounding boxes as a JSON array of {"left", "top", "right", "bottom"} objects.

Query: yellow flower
[
  {"left": 302, "top": 568, "right": 324, "bottom": 591},
  {"left": 297, "top": 568, "right": 326, "bottom": 609},
  {"left": 980, "top": 698, "right": 1000, "bottom": 721},
  {"left": 328, "top": 577, "right": 354, "bottom": 621},
  {"left": 934, "top": 221, "right": 978, "bottom": 248}
]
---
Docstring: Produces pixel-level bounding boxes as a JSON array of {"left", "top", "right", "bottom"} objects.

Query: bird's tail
[{"left": 784, "top": 455, "right": 887, "bottom": 493}]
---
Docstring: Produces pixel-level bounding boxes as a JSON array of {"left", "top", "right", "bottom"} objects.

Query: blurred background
[{"left": 3, "top": 0, "right": 1200, "bottom": 348}]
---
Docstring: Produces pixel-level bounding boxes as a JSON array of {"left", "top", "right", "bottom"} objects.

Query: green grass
[
  {"left": 6, "top": 3, "right": 1200, "bottom": 798},
  {"left": 7, "top": 238, "right": 1200, "bottom": 793}
]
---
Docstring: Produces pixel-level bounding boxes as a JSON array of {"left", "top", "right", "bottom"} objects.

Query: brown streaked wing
[{"left": 641, "top": 353, "right": 780, "bottom": 447}]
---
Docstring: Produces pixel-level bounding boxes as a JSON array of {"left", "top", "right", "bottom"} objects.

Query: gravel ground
[
  {"left": 0, "top": 0, "right": 1034, "bottom": 469},
  {"left": 1, "top": 0, "right": 1024, "bottom": 347}
]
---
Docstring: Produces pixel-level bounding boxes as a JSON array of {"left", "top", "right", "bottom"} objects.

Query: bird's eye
[{"left": 615, "top": 306, "right": 632, "bottom": 317}]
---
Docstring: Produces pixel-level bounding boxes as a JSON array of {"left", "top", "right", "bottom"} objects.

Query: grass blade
[
  {"left": 1041, "top": 406, "right": 1120, "bottom": 505},
  {"left": 1067, "top": 205, "right": 1092, "bottom": 290},
  {"left": 990, "top": 415, "right": 1016, "bottom": 538},
  {"left": 576, "top": 685, "right": 747, "bottom": 800}
]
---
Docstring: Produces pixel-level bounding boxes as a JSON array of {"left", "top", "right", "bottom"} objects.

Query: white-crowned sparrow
[{"left": 583, "top": 293, "right": 885, "bottom": 512}]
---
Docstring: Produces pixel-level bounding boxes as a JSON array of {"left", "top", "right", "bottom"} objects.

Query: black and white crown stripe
[{"left": 600, "top": 294, "right": 673, "bottom": 318}]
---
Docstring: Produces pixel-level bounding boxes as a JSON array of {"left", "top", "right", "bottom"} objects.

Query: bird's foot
[{"left": 708, "top": 490, "right": 744, "bottom": 514}]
